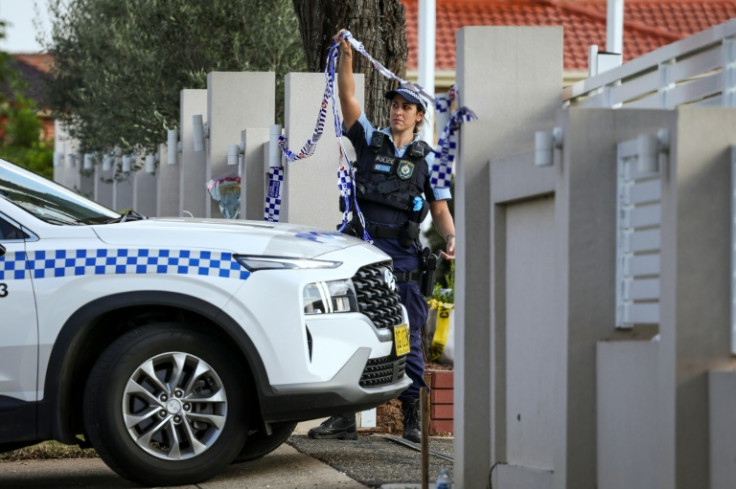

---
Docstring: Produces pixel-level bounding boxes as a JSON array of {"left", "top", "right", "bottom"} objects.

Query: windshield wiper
[{"left": 108, "top": 209, "right": 147, "bottom": 223}]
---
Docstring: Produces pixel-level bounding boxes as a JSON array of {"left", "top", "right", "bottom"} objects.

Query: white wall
[
  {"left": 455, "top": 25, "right": 563, "bottom": 489},
  {"left": 206, "top": 72, "right": 274, "bottom": 218},
  {"left": 281, "top": 72, "right": 362, "bottom": 229},
  {"left": 179, "top": 89, "right": 208, "bottom": 217},
  {"left": 709, "top": 371, "right": 736, "bottom": 489},
  {"left": 506, "top": 198, "right": 560, "bottom": 472},
  {"left": 157, "top": 142, "right": 180, "bottom": 217},
  {"left": 597, "top": 341, "right": 663, "bottom": 489}
]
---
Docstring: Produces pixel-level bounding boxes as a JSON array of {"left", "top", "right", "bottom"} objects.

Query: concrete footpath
[
  {"left": 0, "top": 444, "right": 368, "bottom": 489},
  {"left": 0, "top": 421, "right": 454, "bottom": 489}
]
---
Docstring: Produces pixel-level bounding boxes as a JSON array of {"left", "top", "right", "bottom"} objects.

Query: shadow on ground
[{"left": 287, "top": 434, "right": 454, "bottom": 488}]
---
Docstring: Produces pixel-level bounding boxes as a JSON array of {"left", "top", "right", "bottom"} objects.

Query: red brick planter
[{"left": 427, "top": 369, "right": 454, "bottom": 435}]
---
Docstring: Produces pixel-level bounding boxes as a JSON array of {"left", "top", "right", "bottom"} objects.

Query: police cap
[{"left": 385, "top": 86, "right": 428, "bottom": 112}]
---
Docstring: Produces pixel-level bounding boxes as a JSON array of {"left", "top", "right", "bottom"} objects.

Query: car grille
[
  {"left": 352, "top": 261, "right": 403, "bottom": 329},
  {"left": 360, "top": 355, "right": 407, "bottom": 387}
]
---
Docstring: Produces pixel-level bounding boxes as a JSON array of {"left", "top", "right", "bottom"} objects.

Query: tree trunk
[{"left": 292, "top": 0, "right": 408, "bottom": 128}]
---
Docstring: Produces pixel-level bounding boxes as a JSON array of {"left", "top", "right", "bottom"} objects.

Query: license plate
[{"left": 394, "top": 324, "right": 410, "bottom": 356}]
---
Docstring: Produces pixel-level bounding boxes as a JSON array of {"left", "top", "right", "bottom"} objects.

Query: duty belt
[
  {"left": 365, "top": 223, "right": 402, "bottom": 239},
  {"left": 393, "top": 269, "right": 422, "bottom": 283}
]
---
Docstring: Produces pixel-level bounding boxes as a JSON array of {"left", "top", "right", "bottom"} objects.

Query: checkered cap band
[
  {"left": 0, "top": 248, "right": 250, "bottom": 281},
  {"left": 385, "top": 87, "right": 428, "bottom": 111}
]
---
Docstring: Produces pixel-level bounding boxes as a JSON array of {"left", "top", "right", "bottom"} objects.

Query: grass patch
[{"left": 0, "top": 441, "right": 97, "bottom": 461}]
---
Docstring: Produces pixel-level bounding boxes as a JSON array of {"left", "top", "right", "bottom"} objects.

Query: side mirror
[{"left": 0, "top": 244, "right": 5, "bottom": 257}]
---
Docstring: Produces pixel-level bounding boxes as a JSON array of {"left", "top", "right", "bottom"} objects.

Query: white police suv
[{"left": 0, "top": 160, "right": 411, "bottom": 486}]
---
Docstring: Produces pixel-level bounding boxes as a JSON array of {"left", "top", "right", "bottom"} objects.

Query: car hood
[{"left": 91, "top": 218, "right": 364, "bottom": 258}]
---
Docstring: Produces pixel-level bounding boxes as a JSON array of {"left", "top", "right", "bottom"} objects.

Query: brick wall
[{"left": 428, "top": 369, "right": 454, "bottom": 435}]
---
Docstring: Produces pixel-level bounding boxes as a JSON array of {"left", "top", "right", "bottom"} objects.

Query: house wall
[
  {"left": 475, "top": 95, "right": 736, "bottom": 489},
  {"left": 53, "top": 121, "right": 93, "bottom": 202},
  {"left": 505, "top": 197, "right": 560, "bottom": 471},
  {"left": 673, "top": 107, "right": 736, "bottom": 489},
  {"left": 157, "top": 142, "right": 180, "bottom": 218},
  {"left": 597, "top": 341, "right": 663, "bottom": 489},
  {"left": 562, "top": 108, "right": 677, "bottom": 489},
  {"left": 709, "top": 371, "right": 736, "bottom": 489},
  {"left": 179, "top": 89, "right": 207, "bottom": 217},
  {"left": 113, "top": 171, "right": 134, "bottom": 212},
  {"left": 206, "top": 72, "right": 274, "bottom": 219},
  {"left": 94, "top": 161, "right": 113, "bottom": 210},
  {"left": 240, "top": 127, "right": 269, "bottom": 221},
  {"left": 281, "top": 72, "right": 362, "bottom": 229},
  {"left": 455, "top": 25, "right": 563, "bottom": 489}
]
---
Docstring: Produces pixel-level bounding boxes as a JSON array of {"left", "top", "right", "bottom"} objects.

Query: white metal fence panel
[
  {"left": 565, "top": 19, "right": 736, "bottom": 109},
  {"left": 616, "top": 137, "right": 664, "bottom": 328}
]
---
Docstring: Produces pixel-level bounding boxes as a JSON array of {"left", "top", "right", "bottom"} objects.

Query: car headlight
[
  {"left": 303, "top": 279, "right": 358, "bottom": 315},
  {"left": 235, "top": 255, "right": 342, "bottom": 271}
]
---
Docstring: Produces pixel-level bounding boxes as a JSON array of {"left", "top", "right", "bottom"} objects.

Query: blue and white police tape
[
  {"left": 341, "top": 29, "right": 477, "bottom": 190},
  {"left": 276, "top": 38, "right": 369, "bottom": 240},
  {"left": 274, "top": 30, "right": 476, "bottom": 237},
  {"left": 264, "top": 166, "right": 284, "bottom": 222},
  {"left": 277, "top": 36, "right": 339, "bottom": 163},
  {"left": 340, "top": 30, "right": 434, "bottom": 105},
  {"left": 327, "top": 41, "right": 371, "bottom": 242},
  {"left": 430, "top": 85, "right": 476, "bottom": 189},
  {"left": 431, "top": 104, "right": 477, "bottom": 189},
  {"left": 0, "top": 248, "right": 250, "bottom": 281},
  {"left": 342, "top": 30, "right": 477, "bottom": 191}
]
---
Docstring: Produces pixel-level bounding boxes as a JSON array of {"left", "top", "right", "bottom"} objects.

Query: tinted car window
[
  {"left": 0, "top": 160, "right": 119, "bottom": 225},
  {"left": 0, "top": 215, "right": 27, "bottom": 240}
]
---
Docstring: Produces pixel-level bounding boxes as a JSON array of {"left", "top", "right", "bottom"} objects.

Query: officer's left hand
[{"left": 441, "top": 235, "right": 455, "bottom": 260}]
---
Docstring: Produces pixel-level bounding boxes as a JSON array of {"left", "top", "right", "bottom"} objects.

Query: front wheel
[{"left": 83, "top": 324, "right": 250, "bottom": 486}]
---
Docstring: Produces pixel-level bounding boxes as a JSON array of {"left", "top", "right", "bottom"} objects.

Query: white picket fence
[{"left": 564, "top": 18, "right": 736, "bottom": 108}]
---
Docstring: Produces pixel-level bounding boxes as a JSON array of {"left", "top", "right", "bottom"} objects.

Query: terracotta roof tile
[
  {"left": 12, "top": 54, "right": 54, "bottom": 74},
  {"left": 401, "top": 0, "right": 736, "bottom": 71},
  {"left": 3, "top": 55, "right": 52, "bottom": 103}
]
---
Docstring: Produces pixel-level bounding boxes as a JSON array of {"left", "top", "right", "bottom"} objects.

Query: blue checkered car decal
[{"left": 0, "top": 249, "right": 250, "bottom": 281}]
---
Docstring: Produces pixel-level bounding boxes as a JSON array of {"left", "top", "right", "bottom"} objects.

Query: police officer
[{"left": 308, "top": 33, "right": 456, "bottom": 443}]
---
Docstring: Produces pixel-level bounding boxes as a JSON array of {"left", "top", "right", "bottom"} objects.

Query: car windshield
[{"left": 0, "top": 159, "right": 121, "bottom": 225}]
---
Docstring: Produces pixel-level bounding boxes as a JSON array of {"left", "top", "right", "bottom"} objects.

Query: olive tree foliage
[
  {"left": 45, "top": 0, "right": 305, "bottom": 154},
  {"left": 292, "top": 0, "right": 408, "bottom": 128}
]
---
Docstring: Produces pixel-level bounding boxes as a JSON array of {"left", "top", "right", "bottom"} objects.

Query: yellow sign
[{"left": 394, "top": 324, "right": 410, "bottom": 356}]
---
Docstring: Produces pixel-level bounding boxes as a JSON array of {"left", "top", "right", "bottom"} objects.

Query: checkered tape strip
[
  {"left": 327, "top": 42, "right": 370, "bottom": 241},
  {"left": 274, "top": 31, "right": 476, "bottom": 235},
  {"left": 342, "top": 31, "right": 435, "bottom": 104},
  {"left": 277, "top": 38, "right": 338, "bottom": 164},
  {"left": 264, "top": 167, "right": 284, "bottom": 222},
  {"left": 0, "top": 249, "right": 250, "bottom": 281},
  {"left": 431, "top": 103, "right": 477, "bottom": 189},
  {"left": 277, "top": 38, "right": 369, "bottom": 240},
  {"left": 342, "top": 31, "right": 477, "bottom": 190}
]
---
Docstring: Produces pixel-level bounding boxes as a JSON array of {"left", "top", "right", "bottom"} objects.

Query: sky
[{"left": 0, "top": 0, "right": 54, "bottom": 53}]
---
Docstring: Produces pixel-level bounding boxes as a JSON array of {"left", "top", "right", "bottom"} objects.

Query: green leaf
[{"left": 43, "top": 0, "right": 305, "bottom": 153}]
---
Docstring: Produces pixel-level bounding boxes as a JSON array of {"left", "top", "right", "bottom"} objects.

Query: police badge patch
[{"left": 397, "top": 160, "right": 415, "bottom": 180}]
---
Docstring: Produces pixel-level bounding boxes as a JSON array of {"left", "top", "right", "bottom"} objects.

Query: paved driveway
[
  {"left": 0, "top": 433, "right": 455, "bottom": 489},
  {"left": 0, "top": 444, "right": 368, "bottom": 489}
]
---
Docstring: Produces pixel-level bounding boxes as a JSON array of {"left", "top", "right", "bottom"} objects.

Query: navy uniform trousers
[{"left": 397, "top": 279, "right": 429, "bottom": 401}]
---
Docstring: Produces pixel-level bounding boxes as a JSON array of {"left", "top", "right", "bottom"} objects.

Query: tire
[
  {"left": 232, "top": 421, "right": 297, "bottom": 463},
  {"left": 83, "top": 323, "right": 250, "bottom": 486}
]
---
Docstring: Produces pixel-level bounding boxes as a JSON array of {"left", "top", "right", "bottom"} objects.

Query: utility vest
[
  {"left": 344, "top": 131, "right": 432, "bottom": 247},
  {"left": 354, "top": 131, "right": 431, "bottom": 219}
]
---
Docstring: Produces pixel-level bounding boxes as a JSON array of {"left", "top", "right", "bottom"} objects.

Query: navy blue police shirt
[{"left": 345, "top": 112, "right": 451, "bottom": 272}]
